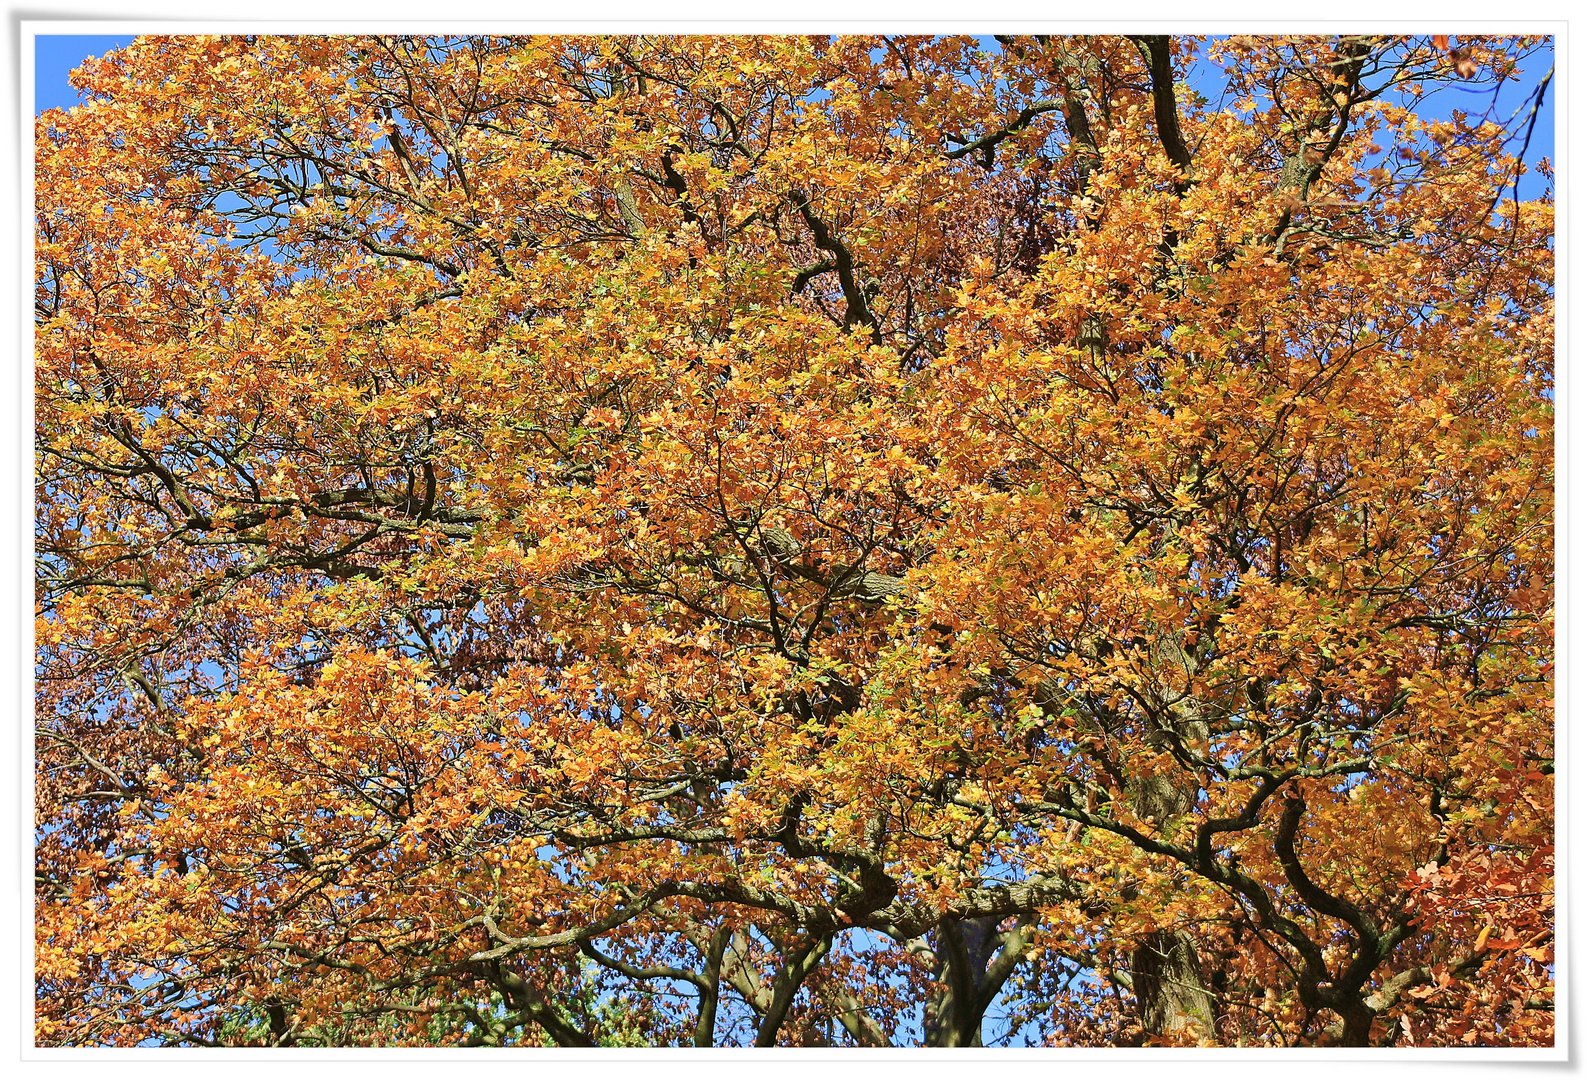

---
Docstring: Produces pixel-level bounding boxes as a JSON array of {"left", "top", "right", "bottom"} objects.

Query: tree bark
[{"left": 1131, "top": 930, "right": 1216, "bottom": 1042}]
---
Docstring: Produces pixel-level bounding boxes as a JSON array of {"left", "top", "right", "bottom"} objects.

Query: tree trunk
[
  {"left": 1131, "top": 930, "right": 1216, "bottom": 1043},
  {"left": 922, "top": 916, "right": 1030, "bottom": 1047}
]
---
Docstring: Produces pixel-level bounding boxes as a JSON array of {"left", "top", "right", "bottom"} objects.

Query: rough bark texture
[{"left": 1132, "top": 930, "right": 1216, "bottom": 1042}]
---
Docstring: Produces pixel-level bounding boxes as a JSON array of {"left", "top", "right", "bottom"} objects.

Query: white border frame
[{"left": 9, "top": 5, "right": 1572, "bottom": 1073}]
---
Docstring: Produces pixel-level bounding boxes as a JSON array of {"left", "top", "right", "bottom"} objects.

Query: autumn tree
[{"left": 35, "top": 33, "right": 1553, "bottom": 1047}]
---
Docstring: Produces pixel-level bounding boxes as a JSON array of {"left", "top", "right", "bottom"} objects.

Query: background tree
[{"left": 35, "top": 33, "right": 1553, "bottom": 1047}]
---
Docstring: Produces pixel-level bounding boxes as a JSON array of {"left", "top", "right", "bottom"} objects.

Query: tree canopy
[{"left": 35, "top": 33, "right": 1554, "bottom": 1047}]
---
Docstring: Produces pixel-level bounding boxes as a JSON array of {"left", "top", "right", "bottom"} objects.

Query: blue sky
[{"left": 34, "top": 35, "right": 136, "bottom": 112}]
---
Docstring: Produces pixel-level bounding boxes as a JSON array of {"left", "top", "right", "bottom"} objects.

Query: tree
[{"left": 35, "top": 33, "right": 1553, "bottom": 1048}]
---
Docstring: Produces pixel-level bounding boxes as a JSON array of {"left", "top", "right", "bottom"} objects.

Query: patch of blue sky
[{"left": 34, "top": 34, "right": 136, "bottom": 112}]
